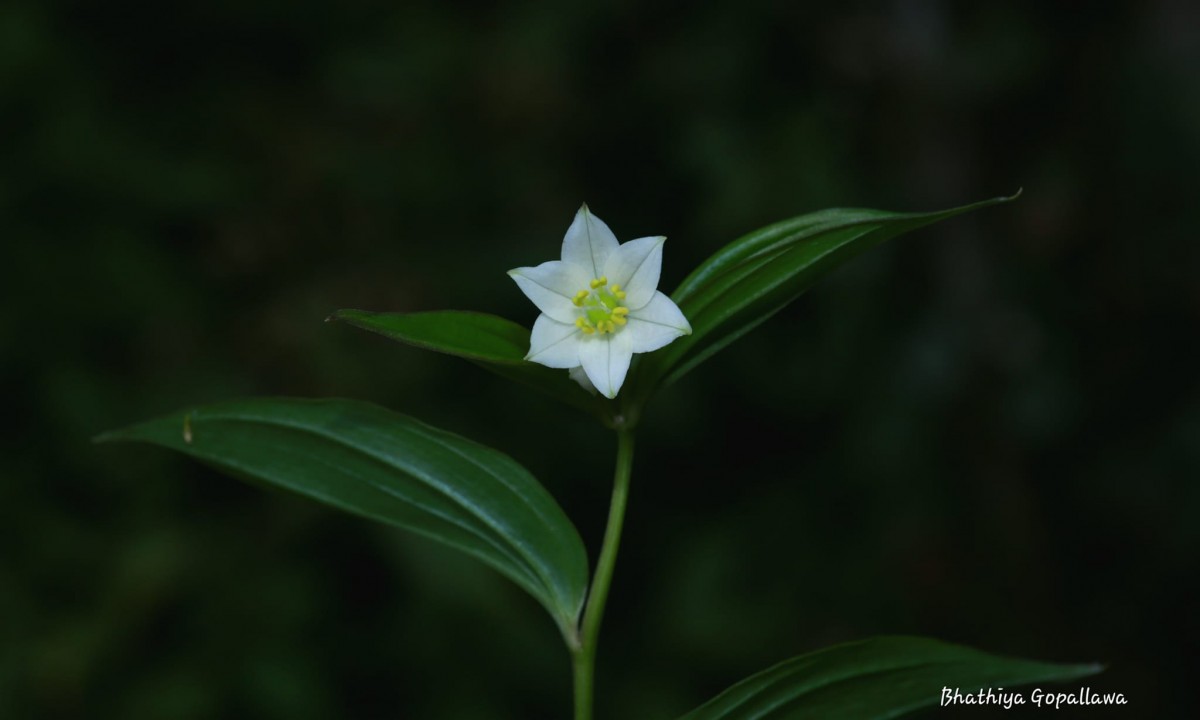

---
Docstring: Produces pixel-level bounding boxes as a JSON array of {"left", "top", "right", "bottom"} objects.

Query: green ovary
[{"left": 573, "top": 276, "right": 630, "bottom": 335}]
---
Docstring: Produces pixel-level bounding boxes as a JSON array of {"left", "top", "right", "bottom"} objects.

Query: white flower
[{"left": 508, "top": 205, "right": 692, "bottom": 399}]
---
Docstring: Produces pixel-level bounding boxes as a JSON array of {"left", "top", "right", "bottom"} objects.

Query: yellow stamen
[{"left": 574, "top": 278, "right": 631, "bottom": 336}]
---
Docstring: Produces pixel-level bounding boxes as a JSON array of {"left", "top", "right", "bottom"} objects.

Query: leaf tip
[{"left": 327, "top": 309, "right": 375, "bottom": 325}]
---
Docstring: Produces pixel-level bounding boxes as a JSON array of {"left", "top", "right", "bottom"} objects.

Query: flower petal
[
  {"left": 526, "top": 315, "right": 582, "bottom": 368},
  {"left": 578, "top": 331, "right": 634, "bottom": 399},
  {"left": 561, "top": 204, "right": 619, "bottom": 278},
  {"left": 508, "top": 261, "right": 590, "bottom": 324},
  {"left": 603, "top": 236, "right": 664, "bottom": 310},
  {"left": 625, "top": 291, "right": 692, "bottom": 354},
  {"left": 567, "top": 366, "right": 598, "bottom": 395}
]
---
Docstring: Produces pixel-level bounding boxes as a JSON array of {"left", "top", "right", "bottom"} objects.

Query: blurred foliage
[{"left": 3, "top": 1, "right": 1197, "bottom": 718}]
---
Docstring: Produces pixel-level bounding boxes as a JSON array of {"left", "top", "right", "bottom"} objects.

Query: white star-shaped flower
[{"left": 508, "top": 205, "right": 692, "bottom": 399}]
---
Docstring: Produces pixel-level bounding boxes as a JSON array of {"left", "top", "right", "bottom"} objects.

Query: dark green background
[{"left": 4, "top": 1, "right": 1196, "bottom": 718}]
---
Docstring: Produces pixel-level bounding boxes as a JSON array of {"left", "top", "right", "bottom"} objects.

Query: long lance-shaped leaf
[
  {"left": 679, "top": 636, "right": 1102, "bottom": 720},
  {"left": 96, "top": 398, "right": 589, "bottom": 636},
  {"left": 329, "top": 309, "right": 606, "bottom": 417},
  {"left": 634, "top": 193, "right": 1020, "bottom": 393}
]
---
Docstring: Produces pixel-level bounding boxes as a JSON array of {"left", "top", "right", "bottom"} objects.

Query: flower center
[{"left": 572, "top": 276, "right": 629, "bottom": 335}]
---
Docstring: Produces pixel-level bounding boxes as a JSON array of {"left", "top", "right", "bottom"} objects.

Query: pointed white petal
[
  {"left": 526, "top": 315, "right": 583, "bottom": 368},
  {"left": 603, "top": 235, "right": 664, "bottom": 310},
  {"left": 561, "top": 204, "right": 619, "bottom": 278},
  {"left": 508, "top": 261, "right": 590, "bottom": 324},
  {"left": 567, "top": 366, "right": 598, "bottom": 395},
  {"left": 578, "top": 331, "right": 634, "bottom": 399},
  {"left": 625, "top": 291, "right": 692, "bottom": 354}
]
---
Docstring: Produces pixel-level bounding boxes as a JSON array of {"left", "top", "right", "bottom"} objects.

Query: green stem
[{"left": 572, "top": 428, "right": 636, "bottom": 720}]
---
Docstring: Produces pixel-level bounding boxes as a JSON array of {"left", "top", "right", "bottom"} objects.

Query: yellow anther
[{"left": 574, "top": 281, "right": 631, "bottom": 336}]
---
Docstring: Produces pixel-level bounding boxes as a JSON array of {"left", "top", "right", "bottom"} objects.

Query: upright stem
[{"left": 572, "top": 429, "right": 636, "bottom": 720}]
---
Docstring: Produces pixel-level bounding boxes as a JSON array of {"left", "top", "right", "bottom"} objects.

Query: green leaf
[
  {"left": 679, "top": 636, "right": 1102, "bottom": 720},
  {"left": 96, "top": 397, "right": 589, "bottom": 635},
  {"left": 331, "top": 309, "right": 530, "bottom": 364},
  {"left": 635, "top": 193, "right": 1020, "bottom": 394},
  {"left": 329, "top": 309, "right": 605, "bottom": 417}
]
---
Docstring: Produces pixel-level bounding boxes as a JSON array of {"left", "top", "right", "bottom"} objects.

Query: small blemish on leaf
[{"left": 183, "top": 414, "right": 193, "bottom": 444}]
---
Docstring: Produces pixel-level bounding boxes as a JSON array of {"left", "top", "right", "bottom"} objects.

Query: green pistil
[{"left": 573, "top": 278, "right": 629, "bottom": 335}]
